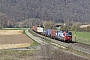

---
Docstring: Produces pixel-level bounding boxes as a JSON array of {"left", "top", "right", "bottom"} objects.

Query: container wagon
[
  {"left": 50, "top": 30, "right": 56, "bottom": 38},
  {"left": 32, "top": 26, "right": 37, "bottom": 32},
  {"left": 44, "top": 29, "right": 50, "bottom": 37}
]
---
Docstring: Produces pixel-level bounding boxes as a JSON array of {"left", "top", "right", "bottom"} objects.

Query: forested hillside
[{"left": 0, "top": 0, "right": 90, "bottom": 27}]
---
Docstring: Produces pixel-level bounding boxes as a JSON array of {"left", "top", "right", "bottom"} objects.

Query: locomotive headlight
[{"left": 68, "top": 37, "right": 69, "bottom": 39}]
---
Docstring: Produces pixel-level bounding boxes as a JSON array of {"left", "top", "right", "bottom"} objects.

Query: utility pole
[{"left": 75, "top": 27, "right": 76, "bottom": 42}]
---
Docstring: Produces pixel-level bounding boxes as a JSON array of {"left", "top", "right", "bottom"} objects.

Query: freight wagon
[
  {"left": 32, "top": 26, "right": 37, "bottom": 32},
  {"left": 44, "top": 29, "right": 56, "bottom": 38},
  {"left": 50, "top": 30, "right": 56, "bottom": 38},
  {"left": 44, "top": 29, "right": 50, "bottom": 37}
]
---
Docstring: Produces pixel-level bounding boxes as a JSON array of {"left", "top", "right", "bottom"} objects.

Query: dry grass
[
  {"left": 0, "top": 30, "right": 23, "bottom": 35},
  {"left": 0, "top": 43, "right": 30, "bottom": 49}
]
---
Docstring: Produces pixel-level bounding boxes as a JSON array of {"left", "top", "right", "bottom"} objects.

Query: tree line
[
  {"left": 43, "top": 20, "right": 90, "bottom": 32},
  {"left": 0, "top": 12, "right": 90, "bottom": 32}
]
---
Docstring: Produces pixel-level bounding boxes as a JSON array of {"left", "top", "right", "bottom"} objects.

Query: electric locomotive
[{"left": 55, "top": 30, "right": 72, "bottom": 42}]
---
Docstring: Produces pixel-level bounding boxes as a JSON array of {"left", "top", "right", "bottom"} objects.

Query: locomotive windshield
[{"left": 66, "top": 32, "right": 72, "bottom": 36}]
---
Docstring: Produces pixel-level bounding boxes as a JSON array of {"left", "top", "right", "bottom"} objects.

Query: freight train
[{"left": 32, "top": 26, "right": 72, "bottom": 42}]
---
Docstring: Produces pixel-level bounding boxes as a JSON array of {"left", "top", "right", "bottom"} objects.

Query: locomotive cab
[{"left": 63, "top": 32, "right": 72, "bottom": 42}]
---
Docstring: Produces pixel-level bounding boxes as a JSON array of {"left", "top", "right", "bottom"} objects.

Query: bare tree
[{"left": 43, "top": 21, "right": 56, "bottom": 29}]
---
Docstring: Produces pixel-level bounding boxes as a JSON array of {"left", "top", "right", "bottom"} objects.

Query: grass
[
  {"left": 22, "top": 30, "right": 26, "bottom": 34},
  {"left": 0, "top": 50, "right": 36, "bottom": 60},
  {"left": 0, "top": 50, "right": 35, "bottom": 55},
  {"left": 72, "top": 31, "right": 90, "bottom": 45},
  {"left": 31, "top": 40, "right": 40, "bottom": 46}
]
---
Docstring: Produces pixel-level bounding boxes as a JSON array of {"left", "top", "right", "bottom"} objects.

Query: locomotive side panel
[
  {"left": 55, "top": 31, "right": 64, "bottom": 41},
  {"left": 37, "top": 27, "right": 44, "bottom": 33}
]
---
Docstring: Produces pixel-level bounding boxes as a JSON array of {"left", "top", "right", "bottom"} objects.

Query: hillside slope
[{"left": 0, "top": 0, "right": 90, "bottom": 23}]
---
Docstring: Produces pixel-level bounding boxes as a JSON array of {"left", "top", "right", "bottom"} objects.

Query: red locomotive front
[{"left": 63, "top": 32, "right": 72, "bottom": 42}]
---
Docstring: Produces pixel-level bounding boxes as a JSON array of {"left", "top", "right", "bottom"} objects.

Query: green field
[{"left": 72, "top": 31, "right": 90, "bottom": 45}]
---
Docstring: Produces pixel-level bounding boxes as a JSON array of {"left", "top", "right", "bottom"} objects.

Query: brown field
[
  {"left": 0, "top": 30, "right": 33, "bottom": 49},
  {"left": 0, "top": 30, "right": 23, "bottom": 35}
]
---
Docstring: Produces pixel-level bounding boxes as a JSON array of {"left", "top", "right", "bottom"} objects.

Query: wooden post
[{"left": 75, "top": 27, "right": 76, "bottom": 42}]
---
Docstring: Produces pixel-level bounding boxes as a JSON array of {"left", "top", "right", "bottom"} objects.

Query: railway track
[
  {"left": 73, "top": 42, "right": 90, "bottom": 50},
  {"left": 71, "top": 42, "right": 90, "bottom": 54},
  {"left": 30, "top": 29, "right": 90, "bottom": 54}
]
